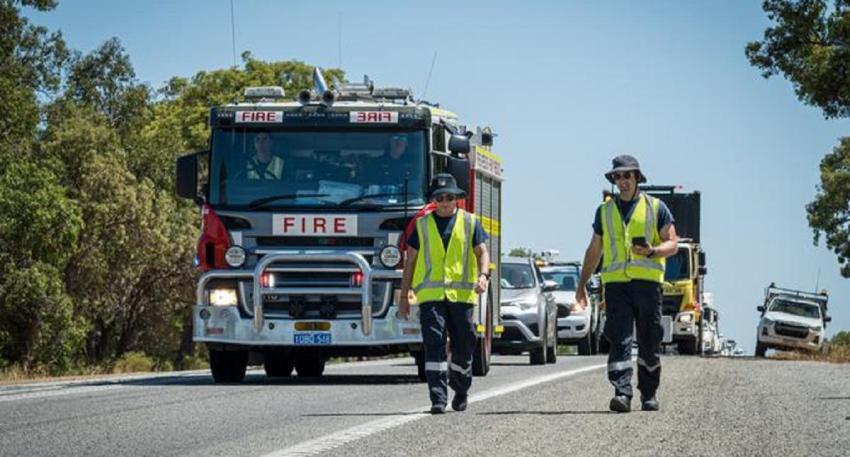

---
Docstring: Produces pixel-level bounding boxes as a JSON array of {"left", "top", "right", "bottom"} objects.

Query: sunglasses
[
  {"left": 435, "top": 194, "right": 457, "bottom": 202},
  {"left": 611, "top": 171, "right": 634, "bottom": 181}
]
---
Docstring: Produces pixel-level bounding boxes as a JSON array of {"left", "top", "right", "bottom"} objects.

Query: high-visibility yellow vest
[
  {"left": 412, "top": 209, "right": 479, "bottom": 304},
  {"left": 247, "top": 156, "right": 284, "bottom": 180},
  {"left": 600, "top": 193, "right": 666, "bottom": 284}
]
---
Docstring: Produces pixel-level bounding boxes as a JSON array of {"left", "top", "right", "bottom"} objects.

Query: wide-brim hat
[
  {"left": 428, "top": 173, "right": 467, "bottom": 199},
  {"left": 604, "top": 154, "right": 647, "bottom": 184}
]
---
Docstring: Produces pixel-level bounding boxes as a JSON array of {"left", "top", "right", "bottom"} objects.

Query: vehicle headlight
[
  {"left": 225, "top": 246, "right": 246, "bottom": 268},
  {"left": 677, "top": 312, "right": 694, "bottom": 323},
  {"left": 812, "top": 326, "right": 822, "bottom": 332},
  {"left": 762, "top": 318, "right": 774, "bottom": 326},
  {"left": 209, "top": 288, "right": 238, "bottom": 306},
  {"left": 379, "top": 245, "right": 402, "bottom": 269},
  {"left": 518, "top": 300, "right": 538, "bottom": 310}
]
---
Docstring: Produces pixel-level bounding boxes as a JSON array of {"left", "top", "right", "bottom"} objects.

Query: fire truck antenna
[
  {"left": 421, "top": 51, "right": 438, "bottom": 100},
  {"left": 230, "top": 0, "right": 237, "bottom": 67}
]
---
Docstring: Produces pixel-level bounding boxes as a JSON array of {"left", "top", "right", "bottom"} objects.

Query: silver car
[{"left": 492, "top": 257, "right": 559, "bottom": 365}]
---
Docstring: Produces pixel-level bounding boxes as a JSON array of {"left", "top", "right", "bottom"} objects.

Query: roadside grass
[{"left": 773, "top": 344, "right": 850, "bottom": 364}]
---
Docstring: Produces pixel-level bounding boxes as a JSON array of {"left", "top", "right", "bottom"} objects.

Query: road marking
[{"left": 260, "top": 362, "right": 607, "bottom": 457}]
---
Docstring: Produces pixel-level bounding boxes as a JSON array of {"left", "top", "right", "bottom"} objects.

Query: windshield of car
[
  {"left": 664, "top": 247, "right": 690, "bottom": 281},
  {"left": 500, "top": 263, "right": 536, "bottom": 289},
  {"left": 208, "top": 129, "right": 427, "bottom": 209},
  {"left": 541, "top": 269, "right": 579, "bottom": 291},
  {"left": 769, "top": 298, "right": 821, "bottom": 319}
]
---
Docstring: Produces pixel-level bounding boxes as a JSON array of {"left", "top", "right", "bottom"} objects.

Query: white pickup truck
[{"left": 755, "top": 285, "right": 830, "bottom": 356}]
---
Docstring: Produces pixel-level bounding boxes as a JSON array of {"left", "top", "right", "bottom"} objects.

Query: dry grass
[{"left": 773, "top": 344, "right": 850, "bottom": 364}]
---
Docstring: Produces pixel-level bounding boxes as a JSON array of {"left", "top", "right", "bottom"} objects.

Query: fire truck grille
[
  {"left": 775, "top": 322, "right": 809, "bottom": 339},
  {"left": 662, "top": 295, "right": 683, "bottom": 316}
]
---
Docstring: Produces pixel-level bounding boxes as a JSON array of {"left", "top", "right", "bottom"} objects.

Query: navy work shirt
[
  {"left": 407, "top": 211, "right": 489, "bottom": 251},
  {"left": 593, "top": 193, "right": 675, "bottom": 236}
]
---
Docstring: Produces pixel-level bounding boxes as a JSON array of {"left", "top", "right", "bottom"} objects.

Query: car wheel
[
  {"left": 546, "top": 318, "right": 557, "bottom": 364},
  {"left": 755, "top": 341, "right": 767, "bottom": 357},
  {"left": 530, "top": 330, "right": 546, "bottom": 366},
  {"left": 578, "top": 331, "right": 592, "bottom": 356}
]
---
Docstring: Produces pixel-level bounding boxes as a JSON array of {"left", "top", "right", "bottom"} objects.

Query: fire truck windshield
[
  {"left": 664, "top": 247, "right": 691, "bottom": 281},
  {"left": 208, "top": 129, "right": 427, "bottom": 209}
]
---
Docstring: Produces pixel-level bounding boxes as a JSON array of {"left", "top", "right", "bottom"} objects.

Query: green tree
[
  {"left": 747, "top": 0, "right": 850, "bottom": 277},
  {"left": 0, "top": 0, "right": 68, "bottom": 147},
  {"left": 746, "top": 0, "right": 850, "bottom": 119},
  {"left": 807, "top": 139, "right": 850, "bottom": 276},
  {"left": 508, "top": 248, "right": 533, "bottom": 258},
  {"left": 832, "top": 330, "right": 850, "bottom": 347}
]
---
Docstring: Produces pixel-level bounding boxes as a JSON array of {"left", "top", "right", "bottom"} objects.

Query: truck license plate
[{"left": 294, "top": 332, "right": 332, "bottom": 345}]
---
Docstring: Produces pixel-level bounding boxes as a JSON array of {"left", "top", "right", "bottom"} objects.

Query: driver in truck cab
[{"left": 245, "top": 130, "right": 285, "bottom": 180}]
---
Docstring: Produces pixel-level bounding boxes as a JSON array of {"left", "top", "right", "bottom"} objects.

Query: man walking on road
[
  {"left": 399, "top": 174, "right": 490, "bottom": 414},
  {"left": 576, "top": 155, "right": 678, "bottom": 413}
]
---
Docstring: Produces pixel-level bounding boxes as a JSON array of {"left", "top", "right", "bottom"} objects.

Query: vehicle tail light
[{"left": 196, "top": 204, "right": 231, "bottom": 271}]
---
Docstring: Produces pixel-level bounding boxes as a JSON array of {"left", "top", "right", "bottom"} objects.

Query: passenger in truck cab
[
  {"left": 363, "top": 134, "right": 418, "bottom": 185},
  {"left": 245, "top": 130, "right": 285, "bottom": 180}
]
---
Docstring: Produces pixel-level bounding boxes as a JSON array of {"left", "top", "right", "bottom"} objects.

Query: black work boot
[
  {"left": 609, "top": 395, "right": 631, "bottom": 413},
  {"left": 641, "top": 396, "right": 659, "bottom": 411},
  {"left": 451, "top": 393, "right": 468, "bottom": 412},
  {"left": 430, "top": 404, "right": 446, "bottom": 414}
]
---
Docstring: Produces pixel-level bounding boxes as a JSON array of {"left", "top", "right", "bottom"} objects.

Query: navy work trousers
[
  {"left": 604, "top": 280, "right": 663, "bottom": 400},
  {"left": 420, "top": 300, "right": 476, "bottom": 407}
]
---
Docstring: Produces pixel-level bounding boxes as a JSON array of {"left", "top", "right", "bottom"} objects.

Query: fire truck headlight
[
  {"left": 380, "top": 246, "right": 402, "bottom": 269},
  {"left": 677, "top": 312, "right": 694, "bottom": 323},
  {"left": 225, "top": 246, "right": 246, "bottom": 268},
  {"left": 209, "top": 288, "right": 238, "bottom": 306}
]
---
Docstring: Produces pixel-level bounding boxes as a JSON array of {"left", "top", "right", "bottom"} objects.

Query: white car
[
  {"left": 540, "top": 263, "right": 602, "bottom": 356},
  {"left": 756, "top": 296, "right": 829, "bottom": 356}
]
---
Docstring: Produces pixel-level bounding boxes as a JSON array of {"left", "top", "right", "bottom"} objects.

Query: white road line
[{"left": 260, "top": 362, "right": 607, "bottom": 457}]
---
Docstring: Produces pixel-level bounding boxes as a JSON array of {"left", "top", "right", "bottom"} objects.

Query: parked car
[
  {"left": 701, "top": 305, "right": 721, "bottom": 355},
  {"left": 540, "top": 262, "right": 603, "bottom": 355},
  {"left": 493, "top": 257, "right": 558, "bottom": 365},
  {"left": 756, "top": 286, "right": 830, "bottom": 356}
]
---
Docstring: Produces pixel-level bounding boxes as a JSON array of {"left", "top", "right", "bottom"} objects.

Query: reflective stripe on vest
[
  {"left": 600, "top": 193, "right": 666, "bottom": 284},
  {"left": 411, "top": 210, "right": 478, "bottom": 304},
  {"left": 247, "top": 156, "right": 284, "bottom": 180}
]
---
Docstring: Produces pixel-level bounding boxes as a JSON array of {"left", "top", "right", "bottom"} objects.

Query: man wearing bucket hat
[
  {"left": 398, "top": 173, "right": 490, "bottom": 414},
  {"left": 576, "top": 155, "right": 678, "bottom": 413}
]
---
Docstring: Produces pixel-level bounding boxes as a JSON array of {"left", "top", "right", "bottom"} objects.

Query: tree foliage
[
  {"left": 0, "top": 2, "right": 345, "bottom": 374},
  {"left": 748, "top": 0, "right": 850, "bottom": 277},
  {"left": 746, "top": 0, "right": 850, "bottom": 119},
  {"left": 806, "top": 139, "right": 850, "bottom": 277},
  {"left": 508, "top": 248, "right": 533, "bottom": 258}
]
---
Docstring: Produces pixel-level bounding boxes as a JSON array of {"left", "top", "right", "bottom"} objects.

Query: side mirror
[
  {"left": 481, "top": 131, "right": 494, "bottom": 146},
  {"left": 698, "top": 266, "right": 708, "bottom": 276},
  {"left": 447, "top": 155, "right": 470, "bottom": 195},
  {"left": 824, "top": 316, "right": 832, "bottom": 323},
  {"left": 542, "top": 280, "right": 558, "bottom": 293},
  {"left": 448, "top": 134, "right": 471, "bottom": 155},
  {"left": 698, "top": 251, "right": 707, "bottom": 267},
  {"left": 176, "top": 152, "right": 202, "bottom": 200},
  {"left": 757, "top": 306, "right": 765, "bottom": 313}
]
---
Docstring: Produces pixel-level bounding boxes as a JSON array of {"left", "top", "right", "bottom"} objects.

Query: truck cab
[
  {"left": 665, "top": 240, "right": 707, "bottom": 354},
  {"left": 175, "top": 71, "right": 503, "bottom": 382}
]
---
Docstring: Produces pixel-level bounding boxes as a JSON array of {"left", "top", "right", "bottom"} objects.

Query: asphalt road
[{"left": 1, "top": 354, "right": 847, "bottom": 457}]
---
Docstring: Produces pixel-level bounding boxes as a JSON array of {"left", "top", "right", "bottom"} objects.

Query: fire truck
[{"left": 175, "top": 69, "right": 503, "bottom": 383}]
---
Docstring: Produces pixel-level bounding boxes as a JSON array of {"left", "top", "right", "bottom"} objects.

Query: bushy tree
[{"left": 748, "top": 0, "right": 850, "bottom": 277}]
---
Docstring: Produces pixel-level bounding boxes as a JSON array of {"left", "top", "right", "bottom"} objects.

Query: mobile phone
[{"left": 632, "top": 236, "right": 648, "bottom": 247}]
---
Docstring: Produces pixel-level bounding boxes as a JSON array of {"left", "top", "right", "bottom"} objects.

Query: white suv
[
  {"left": 756, "top": 296, "right": 829, "bottom": 356},
  {"left": 540, "top": 264, "right": 602, "bottom": 356}
]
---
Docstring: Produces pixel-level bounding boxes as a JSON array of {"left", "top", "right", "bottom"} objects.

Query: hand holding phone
[{"left": 632, "top": 236, "right": 648, "bottom": 247}]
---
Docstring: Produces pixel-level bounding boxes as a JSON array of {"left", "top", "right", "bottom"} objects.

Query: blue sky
[{"left": 26, "top": 1, "right": 848, "bottom": 352}]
